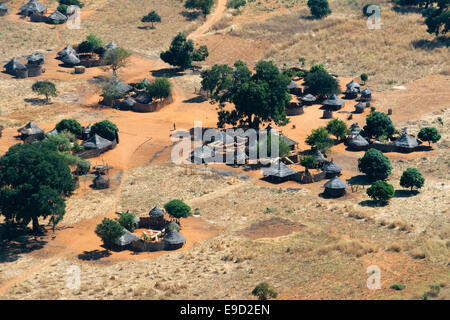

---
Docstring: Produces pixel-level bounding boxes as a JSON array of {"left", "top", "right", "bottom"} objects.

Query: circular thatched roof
[
  {"left": 58, "top": 45, "right": 76, "bottom": 57},
  {"left": 27, "top": 52, "right": 44, "bottom": 63},
  {"left": 4, "top": 58, "right": 26, "bottom": 71},
  {"left": 287, "top": 80, "right": 300, "bottom": 89},
  {"left": 361, "top": 88, "right": 371, "bottom": 97},
  {"left": 394, "top": 134, "right": 420, "bottom": 148},
  {"left": 324, "top": 176, "right": 347, "bottom": 189},
  {"left": 149, "top": 206, "right": 165, "bottom": 218},
  {"left": 348, "top": 134, "right": 369, "bottom": 147},
  {"left": 62, "top": 53, "right": 80, "bottom": 65},
  {"left": 323, "top": 160, "right": 342, "bottom": 173},
  {"left": 322, "top": 94, "right": 344, "bottom": 106},
  {"left": 346, "top": 80, "right": 361, "bottom": 90},
  {"left": 163, "top": 229, "right": 186, "bottom": 245},
  {"left": 354, "top": 102, "right": 365, "bottom": 112},
  {"left": 17, "top": 122, "right": 44, "bottom": 135},
  {"left": 301, "top": 94, "right": 316, "bottom": 102}
]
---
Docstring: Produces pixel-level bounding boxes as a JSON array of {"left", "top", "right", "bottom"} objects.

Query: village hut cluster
[
  {"left": 112, "top": 207, "right": 186, "bottom": 252},
  {"left": 56, "top": 42, "right": 118, "bottom": 71},
  {"left": 17, "top": 0, "right": 70, "bottom": 24},
  {"left": 3, "top": 53, "right": 45, "bottom": 78}
]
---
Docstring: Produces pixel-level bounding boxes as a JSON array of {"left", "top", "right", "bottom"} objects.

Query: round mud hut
[
  {"left": 27, "top": 53, "right": 44, "bottom": 66},
  {"left": 0, "top": 3, "right": 9, "bottom": 16},
  {"left": 17, "top": 121, "right": 44, "bottom": 142},
  {"left": 300, "top": 94, "right": 317, "bottom": 106},
  {"left": 323, "top": 160, "right": 342, "bottom": 178},
  {"left": 146, "top": 206, "right": 166, "bottom": 229},
  {"left": 49, "top": 10, "right": 67, "bottom": 24},
  {"left": 20, "top": 0, "right": 47, "bottom": 16},
  {"left": 287, "top": 80, "right": 302, "bottom": 96},
  {"left": 92, "top": 174, "right": 110, "bottom": 189},
  {"left": 311, "top": 149, "right": 326, "bottom": 166},
  {"left": 344, "top": 87, "right": 359, "bottom": 99},
  {"left": 112, "top": 230, "right": 140, "bottom": 250},
  {"left": 347, "top": 134, "right": 369, "bottom": 151},
  {"left": 119, "top": 97, "right": 136, "bottom": 110},
  {"left": 62, "top": 53, "right": 81, "bottom": 67},
  {"left": 262, "top": 161, "right": 297, "bottom": 184},
  {"left": 322, "top": 94, "right": 345, "bottom": 111},
  {"left": 346, "top": 80, "right": 361, "bottom": 92},
  {"left": 58, "top": 45, "right": 76, "bottom": 58},
  {"left": 323, "top": 176, "right": 348, "bottom": 198},
  {"left": 4, "top": 58, "right": 27, "bottom": 77},
  {"left": 163, "top": 229, "right": 186, "bottom": 250},
  {"left": 360, "top": 88, "right": 372, "bottom": 102},
  {"left": 393, "top": 133, "right": 420, "bottom": 153},
  {"left": 354, "top": 102, "right": 365, "bottom": 114}
]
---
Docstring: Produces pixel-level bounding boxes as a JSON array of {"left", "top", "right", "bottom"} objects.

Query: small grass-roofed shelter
[
  {"left": 82, "top": 124, "right": 92, "bottom": 140},
  {"left": 81, "top": 134, "right": 115, "bottom": 157},
  {"left": 0, "top": 3, "right": 9, "bottom": 16},
  {"left": 347, "top": 134, "right": 369, "bottom": 150},
  {"left": 92, "top": 174, "right": 110, "bottom": 189},
  {"left": 49, "top": 10, "right": 68, "bottom": 23},
  {"left": 20, "top": 0, "right": 47, "bottom": 16},
  {"left": 112, "top": 229, "right": 140, "bottom": 250},
  {"left": 163, "top": 229, "right": 186, "bottom": 250},
  {"left": 17, "top": 121, "right": 44, "bottom": 143},
  {"left": 360, "top": 88, "right": 372, "bottom": 102},
  {"left": 346, "top": 80, "right": 361, "bottom": 92},
  {"left": 394, "top": 133, "right": 420, "bottom": 153},
  {"left": 287, "top": 80, "right": 302, "bottom": 96},
  {"left": 300, "top": 93, "right": 316, "bottom": 106},
  {"left": 4, "top": 58, "right": 27, "bottom": 77},
  {"left": 143, "top": 206, "right": 167, "bottom": 229},
  {"left": 323, "top": 176, "right": 347, "bottom": 197},
  {"left": 349, "top": 123, "right": 362, "bottom": 136},
  {"left": 322, "top": 94, "right": 345, "bottom": 111},
  {"left": 58, "top": 45, "right": 76, "bottom": 58},
  {"left": 61, "top": 53, "right": 81, "bottom": 66},
  {"left": 354, "top": 102, "right": 365, "bottom": 114},
  {"left": 119, "top": 97, "right": 136, "bottom": 110},
  {"left": 344, "top": 87, "right": 359, "bottom": 99},
  {"left": 323, "top": 160, "right": 342, "bottom": 178},
  {"left": 262, "top": 161, "right": 297, "bottom": 183}
]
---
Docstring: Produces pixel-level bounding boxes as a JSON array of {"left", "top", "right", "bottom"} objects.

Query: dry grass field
[{"left": 0, "top": 0, "right": 448, "bottom": 301}]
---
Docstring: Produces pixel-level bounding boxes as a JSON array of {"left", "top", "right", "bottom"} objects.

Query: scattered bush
[
  {"left": 164, "top": 200, "right": 191, "bottom": 219},
  {"left": 363, "top": 112, "right": 396, "bottom": 139},
  {"left": 116, "top": 212, "right": 138, "bottom": 232},
  {"left": 251, "top": 283, "right": 278, "bottom": 300},
  {"left": 227, "top": 0, "right": 246, "bottom": 9},
  {"left": 326, "top": 118, "right": 349, "bottom": 141},
  {"left": 147, "top": 77, "right": 172, "bottom": 100},
  {"left": 358, "top": 148, "right": 392, "bottom": 181},
  {"left": 32, "top": 81, "right": 58, "bottom": 103},
  {"left": 95, "top": 218, "right": 125, "bottom": 246},
  {"left": 56, "top": 119, "right": 83, "bottom": 137},
  {"left": 91, "top": 120, "right": 118, "bottom": 141},
  {"left": 418, "top": 127, "right": 441, "bottom": 146},
  {"left": 307, "top": 0, "right": 332, "bottom": 19},
  {"left": 305, "top": 127, "right": 335, "bottom": 154},
  {"left": 367, "top": 180, "right": 395, "bottom": 203},
  {"left": 400, "top": 168, "right": 425, "bottom": 191},
  {"left": 390, "top": 283, "right": 406, "bottom": 290}
]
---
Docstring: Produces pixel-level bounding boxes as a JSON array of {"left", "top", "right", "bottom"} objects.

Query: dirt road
[{"left": 188, "top": 0, "right": 227, "bottom": 40}]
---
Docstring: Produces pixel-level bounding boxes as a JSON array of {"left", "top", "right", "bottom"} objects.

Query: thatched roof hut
[
  {"left": 45, "top": 128, "right": 59, "bottom": 136},
  {"left": 119, "top": 97, "right": 136, "bottom": 110},
  {"left": 58, "top": 45, "right": 76, "bottom": 58},
  {"left": 348, "top": 134, "right": 369, "bottom": 150},
  {"left": 311, "top": 149, "right": 326, "bottom": 164},
  {"left": 349, "top": 123, "right": 362, "bottom": 135},
  {"left": 163, "top": 229, "right": 186, "bottom": 250},
  {"left": 0, "top": 3, "right": 9, "bottom": 16},
  {"left": 20, "top": 0, "right": 47, "bottom": 15},
  {"left": 346, "top": 80, "right": 361, "bottom": 92},
  {"left": 149, "top": 206, "right": 165, "bottom": 218},
  {"left": 262, "top": 161, "right": 296, "bottom": 183},
  {"left": 344, "top": 87, "right": 359, "bottom": 99},
  {"left": 81, "top": 134, "right": 114, "bottom": 150},
  {"left": 105, "top": 42, "right": 118, "bottom": 51},
  {"left": 323, "top": 176, "right": 347, "bottom": 197},
  {"left": 360, "top": 88, "right": 372, "bottom": 101},
  {"left": 27, "top": 52, "right": 44, "bottom": 65},
  {"left": 92, "top": 174, "right": 110, "bottom": 189},
  {"left": 394, "top": 133, "right": 420, "bottom": 152},
  {"left": 354, "top": 102, "right": 365, "bottom": 114},
  {"left": 82, "top": 124, "right": 92, "bottom": 140},
  {"left": 322, "top": 94, "right": 345, "bottom": 110},
  {"left": 287, "top": 80, "right": 302, "bottom": 96},
  {"left": 61, "top": 53, "right": 80, "bottom": 66},
  {"left": 323, "top": 160, "right": 342, "bottom": 178},
  {"left": 4, "top": 58, "right": 26, "bottom": 73},
  {"left": 300, "top": 93, "right": 316, "bottom": 106},
  {"left": 17, "top": 122, "right": 44, "bottom": 142},
  {"left": 49, "top": 10, "right": 67, "bottom": 22},
  {"left": 113, "top": 229, "right": 140, "bottom": 247}
]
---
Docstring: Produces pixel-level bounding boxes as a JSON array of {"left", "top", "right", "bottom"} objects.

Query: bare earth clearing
[{"left": 0, "top": 0, "right": 448, "bottom": 300}]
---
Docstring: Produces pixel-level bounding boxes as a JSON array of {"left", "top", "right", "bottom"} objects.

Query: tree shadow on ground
[
  {"left": 137, "top": 26, "right": 155, "bottom": 30},
  {"left": 347, "top": 174, "right": 372, "bottom": 186},
  {"left": 0, "top": 224, "right": 47, "bottom": 263},
  {"left": 23, "top": 98, "right": 50, "bottom": 106},
  {"left": 183, "top": 95, "right": 207, "bottom": 103},
  {"left": 151, "top": 68, "right": 185, "bottom": 78},
  {"left": 411, "top": 37, "right": 449, "bottom": 50},
  {"left": 180, "top": 10, "right": 202, "bottom": 21},
  {"left": 359, "top": 199, "right": 388, "bottom": 207},
  {"left": 77, "top": 249, "right": 111, "bottom": 261},
  {"left": 394, "top": 189, "right": 419, "bottom": 198}
]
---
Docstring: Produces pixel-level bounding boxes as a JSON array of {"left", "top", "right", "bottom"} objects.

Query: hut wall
[
  {"left": 130, "top": 240, "right": 165, "bottom": 252},
  {"left": 15, "top": 69, "right": 29, "bottom": 78},
  {"left": 93, "top": 179, "right": 110, "bottom": 189},
  {"left": 0, "top": 9, "right": 7, "bottom": 16},
  {"left": 26, "top": 65, "right": 42, "bottom": 77},
  {"left": 323, "top": 110, "right": 333, "bottom": 119},
  {"left": 298, "top": 171, "right": 325, "bottom": 184},
  {"left": 132, "top": 95, "right": 173, "bottom": 113},
  {"left": 80, "top": 58, "right": 100, "bottom": 68},
  {"left": 289, "top": 87, "right": 302, "bottom": 96},
  {"left": 325, "top": 171, "right": 340, "bottom": 179},
  {"left": 138, "top": 216, "right": 167, "bottom": 230},
  {"left": 286, "top": 106, "right": 304, "bottom": 116},
  {"left": 22, "top": 133, "right": 44, "bottom": 143},
  {"left": 163, "top": 242, "right": 184, "bottom": 251},
  {"left": 30, "top": 13, "right": 47, "bottom": 22},
  {"left": 324, "top": 187, "right": 346, "bottom": 197}
]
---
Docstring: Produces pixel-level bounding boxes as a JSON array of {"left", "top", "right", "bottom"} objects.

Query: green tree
[
  {"left": 358, "top": 148, "right": 392, "bottom": 181},
  {"left": 57, "top": 4, "right": 69, "bottom": 14},
  {"left": 185, "top": 0, "right": 214, "bottom": 16},
  {"left": 116, "top": 212, "right": 138, "bottom": 232},
  {"left": 257, "top": 134, "right": 291, "bottom": 158},
  {"left": 59, "top": 0, "right": 84, "bottom": 8},
  {"left": 55, "top": 119, "right": 83, "bottom": 138},
  {"left": 101, "top": 77, "right": 130, "bottom": 101},
  {"left": 360, "top": 73, "right": 368, "bottom": 84},
  {"left": 141, "top": 10, "right": 161, "bottom": 29},
  {"left": 227, "top": 0, "right": 246, "bottom": 9},
  {"left": 95, "top": 218, "right": 125, "bottom": 246},
  {"left": 418, "top": 127, "right": 441, "bottom": 146},
  {"left": 78, "top": 33, "right": 103, "bottom": 53},
  {"left": 367, "top": 180, "right": 395, "bottom": 204},
  {"left": 422, "top": 1, "right": 449, "bottom": 36},
  {"left": 213, "top": 60, "right": 291, "bottom": 129},
  {"left": 160, "top": 33, "right": 207, "bottom": 70},
  {"left": 200, "top": 64, "right": 233, "bottom": 97},
  {"left": 363, "top": 112, "right": 396, "bottom": 140},
  {"left": 0, "top": 143, "right": 76, "bottom": 234},
  {"left": 102, "top": 47, "right": 132, "bottom": 77},
  {"left": 305, "top": 127, "right": 335, "bottom": 154},
  {"left": 251, "top": 283, "right": 278, "bottom": 300},
  {"left": 400, "top": 168, "right": 425, "bottom": 191},
  {"left": 164, "top": 199, "right": 191, "bottom": 219},
  {"left": 32, "top": 81, "right": 58, "bottom": 103},
  {"left": 326, "top": 118, "right": 349, "bottom": 141},
  {"left": 303, "top": 69, "right": 340, "bottom": 99},
  {"left": 300, "top": 155, "right": 318, "bottom": 170},
  {"left": 146, "top": 77, "right": 172, "bottom": 100},
  {"left": 91, "top": 120, "right": 118, "bottom": 141},
  {"left": 309, "top": 64, "right": 327, "bottom": 73},
  {"left": 307, "top": 0, "right": 332, "bottom": 19}
]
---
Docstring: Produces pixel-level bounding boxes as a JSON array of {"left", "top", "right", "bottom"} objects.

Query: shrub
[
  {"left": 95, "top": 218, "right": 125, "bottom": 246},
  {"left": 59, "top": 0, "right": 84, "bottom": 8},
  {"left": 91, "top": 120, "right": 118, "bottom": 141},
  {"left": 400, "top": 168, "right": 424, "bottom": 191},
  {"left": 358, "top": 148, "right": 392, "bottom": 181},
  {"left": 141, "top": 10, "right": 161, "bottom": 28},
  {"left": 418, "top": 127, "right": 441, "bottom": 146},
  {"left": 360, "top": 73, "right": 368, "bottom": 83},
  {"left": 305, "top": 127, "right": 335, "bottom": 154},
  {"left": 32, "top": 81, "right": 58, "bottom": 102},
  {"left": 363, "top": 112, "right": 396, "bottom": 139},
  {"left": 56, "top": 119, "right": 83, "bottom": 137},
  {"left": 116, "top": 212, "right": 138, "bottom": 232},
  {"left": 227, "top": 0, "right": 246, "bottom": 9},
  {"left": 78, "top": 33, "right": 103, "bottom": 53},
  {"left": 251, "top": 283, "right": 278, "bottom": 300},
  {"left": 307, "top": 0, "right": 331, "bottom": 19},
  {"left": 300, "top": 155, "right": 318, "bottom": 169},
  {"left": 102, "top": 78, "right": 129, "bottom": 101},
  {"left": 390, "top": 283, "right": 406, "bottom": 290},
  {"left": 57, "top": 4, "right": 69, "bottom": 14},
  {"left": 164, "top": 200, "right": 191, "bottom": 219},
  {"left": 326, "top": 118, "right": 349, "bottom": 141},
  {"left": 367, "top": 180, "right": 395, "bottom": 203},
  {"left": 309, "top": 64, "right": 327, "bottom": 73},
  {"left": 147, "top": 77, "right": 172, "bottom": 100},
  {"left": 304, "top": 70, "right": 340, "bottom": 99}
]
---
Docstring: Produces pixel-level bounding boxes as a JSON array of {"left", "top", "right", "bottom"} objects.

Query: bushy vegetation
[
  {"left": 358, "top": 148, "right": 392, "bottom": 181},
  {"left": 300, "top": 155, "right": 318, "bottom": 169},
  {"left": 164, "top": 200, "right": 191, "bottom": 219},
  {"left": 227, "top": 0, "right": 246, "bottom": 10},
  {"left": 367, "top": 180, "right": 395, "bottom": 203},
  {"left": 303, "top": 69, "right": 340, "bottom": 99},
  {"left": 185, "top": 0, "right": 214, "bottom": 16},
  {"left": 160, "top": 33, "right": 209, "bottom": 70},
  {"left": 56, "top": 119, "right": 83, "bottom": 138},
  {"left": 400, "top": 168, "right": 425, "bottom": 191},
  {"left": 326, "top": 119, "right": 349, "bottom": 141},
  {"left": 116, "top": 212, "right": 138, "bottom": 232},
  {"left": 363, "top": 112, "right": 396, "bottom": 140},
  {"left": 418, "top": 127, "right": 441, "bottom": 146},
  {"left": 91, "top": 120, "right": 119, "bottom": 141},
  {"left": 32, "top": 81, "right": 58, "bottom": 103},
  {"left": 78, "top": 33, "right": 103, "bottom": 53},
  {"left": 251, "top": 282, "right": 278, "bottom": 300},
  {"left": 257, "top": 134, "right": 291, "bottom": 158},
  {"left": 141, "top": 10, "right": 161, "bottom": 29},
  {"left": 95, "top": 218, "right": 125, "bottom": 246},
  {"left": 101, "top": 78, "right": 130, "bottom": 101},
  {"left": 305, "top": 127, "right": 335, "bottom": 154},
  {"left": 146, "top": 77, "right": 172, "bottom": 100},
  {"left": 101, "top": 47, "right": 132, "bottom": 77},
  {"left": 307, "top": 0, "right": 332, "bottom": 19}
]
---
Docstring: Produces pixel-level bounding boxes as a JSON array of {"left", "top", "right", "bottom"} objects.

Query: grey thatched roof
[
  {"left": 58, "top": 45, "right": 76, "bottom": 57},
  {"left": 120, "top": 97, "right": 136, "bottom": 108},
  {"left": 83, "top": 124, "right": 92, "bottom": 133},
  {"left": 0, "top": 3, "right": 9, "bottom": 10},
  {"left": 135, "top": 93, "right": 152, "bottom": 104},
  {"left": 62, "top": 53, "right": 80, "bottom": 65},
  {"left": 20, "top": 0, "right": 46, "bottom": 13},
  {"left": 163, "top": 229, "right": 186, "bottom": 245},
  {"left": 93, "top": 174, "right": 107, "bottom": 184},
  {"left": 346, "top": 80, "right": 361, "bottom": 90},
  {"left": 287, "top": 80, "right": 300, "bottom": 89},
  {"left": 345, "top": 87, "right": 359, "bottom": 94},
  {"left": 262, "top": 162, "right": 296, "bottom": 178},
  {"left": 323, "top": 160, "right": 342, "bottom": 173},
  {"left": 350, "top": 123, "right": 361, "bottom": 134},
  {"left": 113, "top": 229, "right": 140, "bottom": 246},
  {"left": 4, "top": 58, "right": 26, "bottom": 71},
  {"left": 49, "top": 10, "right": 67, "bottom": 21},
  {"left": 27, "top": 52, "right": 44, "bottom": 64},
  {"left": 324, "top": 176, "right": 347, "bottom": 189},
  {"left": 311, "top": 149, "right": 326, "bottom": 162},
  {"left": 361, "top": 88, "right": 371, "bottom": 97},
  {"left": 17, "top": 122, "right": 44, "bottom": 135},
  {"left": 348, "top": 134, "right": 369, "bottom": 147},
  {"left": 322, "top": 94, "right": 344, "bottom": 106},
  {"left": 149, "top": 206, "right": 165, "bottom": 218},
  {"left": 394, "top": 134, "right": 420, "bottom": 149},
  {"left": 45, "top": 128, "right": 59, "bottom": 136},
  {"left": 81, "top": 134, "right": 113, "bottom": 150},
  {"left": 301, "top": 94, "right": 316, "bottom": 102},
  {"left": 165, "top": 221, "right": 180, "bottom": 231},
  {"left": 105, "top": 42, "right": 118, "bottom": 50},
  {"left": 354, "top": 102, "right": 365, "bottom": 112}
]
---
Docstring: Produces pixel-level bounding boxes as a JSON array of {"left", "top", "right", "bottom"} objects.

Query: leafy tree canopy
[
  {"left": 307, "top": 0, "right": 332, "bottom": 19},
  {"left": 164, "top": 199, "right": 191, "bottom": 219},
  {"left": 300, "top": 155, "right": 318, "bottom": 169},
  {"left": 32, "top": 81, "right": 58, "bottom": 102},
  {"left": 303, "top": 69, "right": 340, "bottom": 99},
  {"left": 326, "top": 118, "right": 349, "bottom": 141},
  {"left": 56, "top": 119, "right": 83, "bottom": 137},
  {"left": 418, "top": 127, "right": 441, "bottom": 146},
  {"left": 102, "top": 47, "right": 132, "bottom": 77},
  {"left": 257, "top": 134, "right": 291, "bottom": 158},
  {"left": 363, "top": 112, "right": 396, "bottom": 139},
  {"left": 116, "top": 212, "right": 138, "bottom": 232},
  {"left": 305, "top": 127, "right": 335, "bottom": 154},
  {"left": 252, "top": 283, "right": 278, "bottom": 300},
  {"left": 91, "top": 120, "right": 118, "bottom": 141},
  {"left": 160, "top": 33, "right": 208, "bottom": 69},
  {"left": 185, "top": 0, "right": 214, "bottom": 16},
  {"left": 367, "top": 180, "right": 395, "bottom": 203},
  {"left": 141, "top": 10, "right": 161, "bottom": 28},
  {"left": 146, "top": 77, "right": 172, "bottom": 100},
  {"left": 78, "top": 33, "right": 103, "bottom": 53},
  {"left": 358, "top": 148, "right": 392, "bottom": 181},
  {"left": 95, "top": 218, "right": 125, "bottom": 246},
  {"left": 400, "top": 168, "right": 425, "bottom": 190}
]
